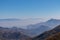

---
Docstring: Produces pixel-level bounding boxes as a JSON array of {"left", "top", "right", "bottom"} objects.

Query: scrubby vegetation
[{"left": 45, "top": 32, "right": 60, "bottom": 40}]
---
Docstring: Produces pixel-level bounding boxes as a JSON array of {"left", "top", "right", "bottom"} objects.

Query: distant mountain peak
[{"left": 47, "top": 19, "right": 60, "bottom": 22}]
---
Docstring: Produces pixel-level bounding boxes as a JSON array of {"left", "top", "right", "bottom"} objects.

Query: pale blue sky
[{"left": 0, "top": 0, "right": 60, "bottom": 19}]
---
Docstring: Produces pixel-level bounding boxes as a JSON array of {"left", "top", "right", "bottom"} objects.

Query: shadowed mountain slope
[{"left": 33, "top": 25, "right": 60, "bottom": 40}]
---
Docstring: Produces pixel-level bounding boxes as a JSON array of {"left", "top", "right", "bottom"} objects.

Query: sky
[{"left": 0, "top": 0, "right": 60, "bottom": 19}]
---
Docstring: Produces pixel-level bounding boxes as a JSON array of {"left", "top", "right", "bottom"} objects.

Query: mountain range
[
  {"left": 23, "top": 19, "right": 60, "bottom": 37},
  {"left": 0, "top": 27, "right": 32, "bottom": 40},
  {"left": 0, "top": 18, "right": 60, "bottom": 40}
]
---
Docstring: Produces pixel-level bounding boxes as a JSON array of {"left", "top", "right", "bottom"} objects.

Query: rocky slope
[{"left": 33, "top": 25, "right": 60, "bottom": 40}]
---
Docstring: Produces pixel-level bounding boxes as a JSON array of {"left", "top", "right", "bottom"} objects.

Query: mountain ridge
[{"left": 33, "top": 25, "right": 60, "bottom": 40}]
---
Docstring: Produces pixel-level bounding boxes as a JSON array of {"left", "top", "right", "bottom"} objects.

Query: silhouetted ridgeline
[{"left": 32, "top": 25, "right": 60, "bottom": 40}]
